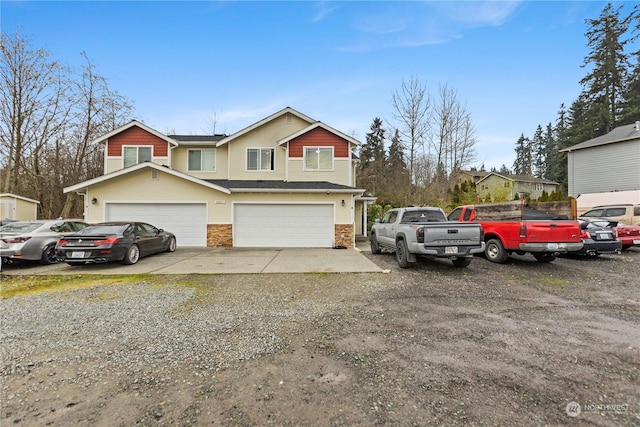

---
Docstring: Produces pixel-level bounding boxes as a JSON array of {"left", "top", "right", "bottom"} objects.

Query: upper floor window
[
  {"left": 304, "top": 147, "right": 333, "bottom": 170},
  {"left": 124, "top": 146, "right": 152, "bottom": 168},
  {"left": 188, "top": 149, "right": 216, "bottom": 172},
  {"left": 247, "top": 148, "right": 274, "bottom": 171}
]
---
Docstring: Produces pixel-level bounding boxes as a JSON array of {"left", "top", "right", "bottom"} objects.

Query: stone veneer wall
[
  {"left": 334, "top": 224, "right": 354, "bottom": 248},
  {"left": 207, "top": 224, "right": 232, "bottom": 247}
]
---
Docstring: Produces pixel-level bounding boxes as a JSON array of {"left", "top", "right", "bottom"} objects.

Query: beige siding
[
  {"left": 286, "top": 158, "right": 352, "bottom": 184},
  {"left": 171, "top": 145, "right": 229, "bottom": 178},
  {"left": 106, "top": 157, "right": 169, "bottom": 174},
  {"left": 84, "top": 168, "right": 353, "bottom": 224},
  {"left": 227, "top": 115, "right": 311, "bottom": 180},
  {"left": 0, "top": 195, "right": 39, "bottom": 220}
]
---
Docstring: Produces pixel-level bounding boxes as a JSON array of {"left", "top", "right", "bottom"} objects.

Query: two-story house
[
  {"left": 475, "top": 172, "right": 560, "bottom": 201},
  {"left": 64, "top": 107, "right": 372, "bottom": 248}
]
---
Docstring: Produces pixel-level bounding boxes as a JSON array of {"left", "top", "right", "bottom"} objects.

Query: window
[
  {"left": 504, "top": 181, "right": 510, "bottom": 188},
  {"left": 188, "top": 149, "right": 216, "bottom": 171},
  {"left": 123, "top": 146, "right": 152, "bottom": 167},
  {"left": 304, "top": 147, "right": 333, "bottom": 170},
  {"left": 604, "top": 208, "right": 626, "bottom": 217},
  {"left": 247, "top": 148, "right": 274, "bottom": 171}
]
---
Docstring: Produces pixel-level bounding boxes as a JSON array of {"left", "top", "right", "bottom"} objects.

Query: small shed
[{"left": 0, "top": 193, "right": 40, "bottom": 221}]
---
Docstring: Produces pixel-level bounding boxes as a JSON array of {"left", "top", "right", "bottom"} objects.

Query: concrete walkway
[{"left": 1, "top": 245, "right": 382, "bottom": 275}]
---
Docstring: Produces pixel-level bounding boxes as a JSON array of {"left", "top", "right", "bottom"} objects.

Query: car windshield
[
  {"left": 75, "top": 225, "right": 128, "bottom": 235},
  {"left": 0, "top": 222, "right": 42, "bottom": 233}
]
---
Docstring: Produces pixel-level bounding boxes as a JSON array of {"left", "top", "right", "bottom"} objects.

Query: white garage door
[
  {"left": 106, "top": 203, "right": 207, "bottom": 247},
  {"left": 234, "top": 204, "right": 334, "bottom": 248}
]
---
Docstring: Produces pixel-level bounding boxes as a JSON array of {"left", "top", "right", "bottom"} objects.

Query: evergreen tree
[
  {"left": 580, "top": 2, "right": 636, "bottom": 134},
  {"left": 357, "top": 117, "right": 386, "bottom": 196},
  {"left": 512, "top": 134, "right": 532, "bottom": 176},
  {"left": 531, "top": 124, "right": 546, "bottom": 178}
]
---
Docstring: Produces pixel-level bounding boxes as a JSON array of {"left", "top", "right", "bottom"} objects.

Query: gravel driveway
[{"left": 1, "top": 247, "right": 639, "bottom": 426}]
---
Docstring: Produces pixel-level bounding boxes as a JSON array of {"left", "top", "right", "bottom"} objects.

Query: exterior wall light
[{"left": 91, "top": 197, "right": 98, "bottom": 205}]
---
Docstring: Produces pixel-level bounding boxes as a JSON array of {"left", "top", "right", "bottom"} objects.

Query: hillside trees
[
  {"left": 513, "top": 2, "right": 639, "bottom": 191},
  {"left": 0, "top": 32, "right": 133, "bottom": 218}
]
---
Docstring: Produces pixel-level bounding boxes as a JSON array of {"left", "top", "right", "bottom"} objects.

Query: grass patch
[
  {"left": 0, "top": 274, "right": 157, "bottom": 299},
  {"left": 540, "top": 277, "right": 570, "bottom": 286}
]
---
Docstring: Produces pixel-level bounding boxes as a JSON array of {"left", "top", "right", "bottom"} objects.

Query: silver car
[{"left": 0, "top": 220, "right": 89, "bottom": 265}]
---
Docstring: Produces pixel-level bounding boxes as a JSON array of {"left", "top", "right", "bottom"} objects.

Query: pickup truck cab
[
  {"left": 370, "top": 207, "right": 485, "bottom": 268},
  {"left": 448, "top": 202, "right": 583, "bottom": 263}
]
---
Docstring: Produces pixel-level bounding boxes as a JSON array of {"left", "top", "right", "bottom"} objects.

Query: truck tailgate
[
  {"left": 523, "top": 220, "right": 581, "bottom": 243},
  {"left": 422, "top": 222, "right": 482, "bottom": 246}
]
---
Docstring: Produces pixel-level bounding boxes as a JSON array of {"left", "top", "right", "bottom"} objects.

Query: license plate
[
  {"left": 445, "top": 246, "right": 458, "bottom": 254},
  {"left": 634, "top": 240, "right": 640, "bottom": 245},
  {"left": 597, "top": 233, "right": 612, "bottom": 240},
  {"left": 71, "top": 252, "right": 85, "bottom": 258},
  {"left": 547, "top": 243, "right": 559, "bottom": 251}
]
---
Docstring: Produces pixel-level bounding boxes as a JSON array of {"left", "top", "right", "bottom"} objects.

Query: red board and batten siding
[
  {"left": 106, "top": 126, "right": 169, "bottom": 157},
  {"left": 288, "top": 128, "right": 350, "bottom": 158}
]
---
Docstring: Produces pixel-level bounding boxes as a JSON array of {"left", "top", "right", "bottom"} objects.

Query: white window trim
[
  {"left": 303, "top": 146, "right": 334, "bottom": 171},
  {"left": 246, "top": 147, "right": 276, "bottom": 172},
  {"left": 187, "top": 149, "right": 216, "bottom": 172},
  {"left": 123, "top": 145, "right": 154, "bottom": 168}
]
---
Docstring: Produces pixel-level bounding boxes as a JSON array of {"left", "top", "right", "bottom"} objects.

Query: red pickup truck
[{"left": 448, "top": 202, "right": 583, "bottom": 263}]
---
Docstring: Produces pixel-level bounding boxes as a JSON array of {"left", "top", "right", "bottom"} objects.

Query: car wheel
[
  {"left": 40, "top": 244, "right": 58, "bottom": 265},
  {"left": 396, "top": 239, "right": 413, "bottom": 269},
  {"left": 166, "top": 236, "right": 177, "bottom": 252},
  {"left": 122, "top": 244, "right": 140, "bottom": 265},
  {"left": 370, "top": 234, "right": 381, "bottom": 254},
  {"left": 485, "top": 239, "right": 508, "bottom": 264},
  {"left": 533, "top": 252, "right": 557, "bottom": 263},
  {"left": 452, "top": 257, "right": 472, "bottom": 268}
]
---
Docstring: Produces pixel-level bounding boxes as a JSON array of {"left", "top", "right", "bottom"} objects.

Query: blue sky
[{"left": 2, "top": 1, "right": 625, "bottom": 170}]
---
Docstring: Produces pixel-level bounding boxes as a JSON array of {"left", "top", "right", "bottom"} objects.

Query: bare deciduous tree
[
  {"left": 390, "top": 75, "right": 431, "bottom": 185},
  {"left": 1, "top": 32, "right": 134, "bottom": 218}
]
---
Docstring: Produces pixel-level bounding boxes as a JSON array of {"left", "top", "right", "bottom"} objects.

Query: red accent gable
[
  {"left": 107, "top": 126, "right": 169, "bottom": 157},
  {"left": 288, "top": 128, "right": 350, "bottom": 158}
]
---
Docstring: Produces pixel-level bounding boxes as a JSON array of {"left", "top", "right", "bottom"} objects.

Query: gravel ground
[{"left": 1, "top": 246, "right": 639, "bottom": 426}]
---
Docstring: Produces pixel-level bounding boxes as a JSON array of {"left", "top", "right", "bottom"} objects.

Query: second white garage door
[
  {"left": 105, "top": 203, "right": 207, "bottom": 247},
  {"left": 234, "top": 204, "right": 334, "bottom": 248}
]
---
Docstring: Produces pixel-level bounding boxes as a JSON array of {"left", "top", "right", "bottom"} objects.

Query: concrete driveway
[{"left": 1, "top": 245, "right": 382, "bottom": 275}]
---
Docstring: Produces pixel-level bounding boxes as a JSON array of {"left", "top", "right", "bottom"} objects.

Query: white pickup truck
[{"left": 370, "top": 207, "right": 485, "bottom": 268}]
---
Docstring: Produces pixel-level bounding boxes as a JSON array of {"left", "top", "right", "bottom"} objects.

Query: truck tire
[
  {"left": 533, "top": 252, "right": 557, "bottom": 263},
  {"left": 396, "top": 239, "right": 414, "bottom": 268},
  {"left": 485, "top": 238, "right": 508, "bottom": 264},
  {"left": 452, "top": 257, "right": 471, "bottom": 268},
  {"left": 370, "top": 234, "right": 382, "bottom": 254}
]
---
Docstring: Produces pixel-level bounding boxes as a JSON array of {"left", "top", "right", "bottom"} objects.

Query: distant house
[
  {"left": 475, "top": 172, "right": 560, "bottom": 201},
  {"left": 0, "top": 193, "right": 40, "bottom": 221},
  {"left": 560, "top": 121, "right": 640, "bottom": 197},
  {"left": 450, "top": 170, "right": 489, "bottom": 188}
]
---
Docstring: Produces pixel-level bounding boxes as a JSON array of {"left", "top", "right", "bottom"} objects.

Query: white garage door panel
[
  {"left": 106, "top": 203, "right": 207, "bottom": 247},
  {"left": 235, "top": 204, "right": 333, "bottom": 248}
]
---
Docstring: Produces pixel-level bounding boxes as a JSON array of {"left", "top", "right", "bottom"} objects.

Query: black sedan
[
  {"left": 574, "top": 218, "right": 622, "bottom": 257},
  {"left": 56, "top": 222, "right": 176, "bottom": 265}
]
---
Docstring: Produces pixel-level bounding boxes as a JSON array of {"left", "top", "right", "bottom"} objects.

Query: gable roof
[
  {"left": 90, "top": 120, "right": 179, "bottom": 147},
  {"left": 205, "top": 180, "right": 364, "bottom": 194},
  {"left": 63, "top": 162, "right": 231, "bottom": 194},
  {"left": 216, "top": 107, "right": 316, "bottom": 147},
  {"left": 560, "top": 121, "right": 640, "bottom": 152},
  {"left": 276, "top": 122, "right": 360, "bottom": 147},
  {"left": 477, "top": 172, "right": 559, "bottom": 185}
]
